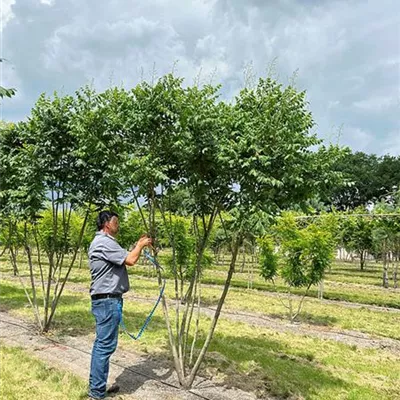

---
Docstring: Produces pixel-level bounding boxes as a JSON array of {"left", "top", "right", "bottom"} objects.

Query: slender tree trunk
[
  {"left": 288, "top": 289, "right": 294, "bottom": 322},
  {"left": 189, "top": 278, "right": 201, "bottom": 367},
  {"left": 24, "top": 223, "right": 40, "bottom": 316},
  {"left": 383, "top": 246, "right": 389, "bottom": 289},
  {"left": 10, "top": 243, "right": 43, "bottom": 331},
  {"left": 360, "top": 250, "right": 365, "bottom": 271},
  {"left": 9, "top": 223, "right": 18, "bottom": 276},
  {"left": 32, "top": 226, "right": 46, "bottom": 296},
  {"left": 183, "top": 272, "right": 198, "bottom": 366},
  {"left": 318, "top": 279, "right": 324, "bottom": 300},
  {"left": 239, "top": 245, "right": 245, "bottom": 273},
  {"left": 292, "top": 282, "right": 313, "bottom": 321},
  {"left": 79, "top": 248, "right": 84, "bottom": 269},
  {"left": 44, "top": 249, "right": 54, "bottom": 327},
  {"left": 215, "top": 247, "right": 220, "bottom": 266}
]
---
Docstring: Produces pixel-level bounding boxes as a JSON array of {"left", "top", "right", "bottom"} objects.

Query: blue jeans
[{"left": 89, "top": 297, "right": 122, "bottom": 399}]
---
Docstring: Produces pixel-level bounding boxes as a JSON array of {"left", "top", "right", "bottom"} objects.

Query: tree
[
  {"left": 121, "top": 75, "right": 233, "bottom": 388},
  {"left": 372, "top": 203, "right": 400, "bottom": 288},
  {"left": 328, "top": 152, "right": 400, "bottom": 210},
  {"left": 376, "top": 155, "right": 400, "bottom": 202},
  {"left": 339, "top": 208, "right": 374, "bottom": 270},
  {"left": 0, "top": 87, "right": 128, "bottom": 332},
  {"left": 1, "top": 72, "right": 347, "bottom": 388},
  {"left": 260, "top": 212, "right": 336, "bottom": 321}
]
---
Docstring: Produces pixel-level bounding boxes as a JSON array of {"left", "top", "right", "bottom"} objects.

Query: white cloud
[
  {"left": 353, "top": 96, "right": 398, "bottom": 112},
  {"left": 340, "top": 127, "right": 374, "bottom": 153},
  {"left": 2, "top": 0, "right": 400, "bottom": 155},
  {"left": 378, "top": 128, "right": 400, "bottom": 155},
  {"left": 328, "top": 100, "right": 340, "bottom": 109},
  {"left": 0, "top": 0, "right": 15, "bottom": 31}
]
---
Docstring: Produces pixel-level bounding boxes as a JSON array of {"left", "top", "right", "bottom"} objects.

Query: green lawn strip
[
  {"left": 0, "top": 342, "right": 87, "bottom": 400},
  {"left": 204, "top": 264, "right": 386, "bottom": 289},
  {"left": 1, "top": 280, "right": 399, "bottom": 400},
  {"left": 201, "top": 271, "right": 400, "bottom": 309},
  {"left": 221, "top": 289, "right": 400, "bottom": 340},
  {"left": 124, "top": 266, "right": 400, "bottom": 309},
  {"left": 126, "top": 275, "right": 400, "bottom": 340},
  {"left": 206, "top": 322, "right": 400, "bottom": 400},
  {"left": 213, "top": 257, "right": 385, "bottom": 283},
  {"left": 1, "top": 254, "right": 387, "bottom": 288}
]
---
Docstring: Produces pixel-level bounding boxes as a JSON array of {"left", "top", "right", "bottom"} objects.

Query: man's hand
[
  {"left": 125, "top": 235, "right": 153, "bottom": 266},
  {"left": 137, "top": 235, "right": 153, "bottom": 249}
]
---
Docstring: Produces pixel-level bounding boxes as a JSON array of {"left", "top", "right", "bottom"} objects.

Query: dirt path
[{"left": 0, "top": 311, "right": 261, "bottom": 400}]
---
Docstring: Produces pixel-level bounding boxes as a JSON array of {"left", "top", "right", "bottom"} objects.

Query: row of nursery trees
[
  {"left": 2, "top": 204, "right": 398, "bottom": 331},
  {"left": 0, "top": 73, "right": 360, "bottom": 388},
  {"left": 3, "top": 203, "right": 399, "bottom": 285}
]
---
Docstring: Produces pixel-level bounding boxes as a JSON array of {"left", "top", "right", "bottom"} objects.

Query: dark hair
[{"left": 97, "top": 210, "right": 119, "bottom": 231}]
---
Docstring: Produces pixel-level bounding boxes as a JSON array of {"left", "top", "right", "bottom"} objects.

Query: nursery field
[{"left": 0, "top": 255, "right": 399, "bottom": 400}]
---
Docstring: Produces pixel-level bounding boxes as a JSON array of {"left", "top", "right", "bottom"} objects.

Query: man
[{"left": 88, "top": 210, "right": 152, "bottom": 399}]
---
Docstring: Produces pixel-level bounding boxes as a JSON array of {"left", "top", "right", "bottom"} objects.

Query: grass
[
  {"left": 0, "top": 342, "right": 88, "bottom": 400},
  {"left": 208, "top": 321, "right": 400, "bottom": 400},
  {"left": 118, "top": 274, "right": 400, "bottom": 340},
  {"left": 1, "top": 277, "right": 400, "bottom": 399},
  {"left": 1, "top": 254, "right": 400, "bottom": 399},
  {"left": 1, "top": 257, "right": 400, "bottom": 340},
  {"left": 2, "top": 254, "right": 398, "bottom": 308}
]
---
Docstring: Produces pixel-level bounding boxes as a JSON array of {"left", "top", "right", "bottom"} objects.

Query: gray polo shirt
[{"left": 88, "top": 232, "right": 130, "bottom": 296}]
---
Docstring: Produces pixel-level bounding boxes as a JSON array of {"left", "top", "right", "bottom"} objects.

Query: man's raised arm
[{"left": 125, "top": 235, "right": 152, "bottom": 266}]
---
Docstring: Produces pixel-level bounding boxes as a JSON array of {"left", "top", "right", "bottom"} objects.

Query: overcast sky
[{"left": 2, "top": 0, "right": 399, "bottom": 155}]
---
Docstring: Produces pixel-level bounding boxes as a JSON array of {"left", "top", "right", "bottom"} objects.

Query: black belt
[{"left": 91, "top": 293, "right": 122, "bottom": 300}]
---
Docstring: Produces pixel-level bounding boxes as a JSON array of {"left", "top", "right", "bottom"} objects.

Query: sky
[{"left": 1, "top": 0, "right": 400, "bottom": 155}]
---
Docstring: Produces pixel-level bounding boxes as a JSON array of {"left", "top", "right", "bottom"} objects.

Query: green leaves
[
  {"left": 258, "top": 236, "right": 278, "bottom": 280},
  {"left": 260, "top": 212, "right": 336, "bottom": 288},
  {"left": 0, "top": 122, "right": 45, "bottom": 220},
  {"left": 228, "top": 77, "right": 347, "bottom": 227},
  {"left": 328, "top": 151, "right": 400, "bottom": 210},
  {"left": 0, "top": 87, "right": 16, "bottom": 99}
]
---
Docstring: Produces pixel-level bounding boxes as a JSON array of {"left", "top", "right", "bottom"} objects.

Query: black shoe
[{"left": 106, "top": 384, "right": 120, "bottom": 394}]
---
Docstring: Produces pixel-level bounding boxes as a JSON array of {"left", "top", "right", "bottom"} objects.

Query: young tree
[
  {"left": 0, "top": 87, "right": 128, "bottom": 332},
  {"left": 1, "top": 72, "right": 347, "bottom": 387},
  {"left": 339, "top": 209, "right": 374, "bottom": 270},
  {"left": 372, "top": 204, "right": 400, "bottom": 288},
  {"left": 259, "top": 212, "right": 336, "bottom": 321}
]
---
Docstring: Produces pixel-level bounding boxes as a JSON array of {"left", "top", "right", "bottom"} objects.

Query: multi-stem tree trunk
[
  {"left": 182, "top": 236, "right": 240, "bottom": 388},
  {"left": 150, "top": 197, "right": 241, "bottom": 388},
  {"left": 9, "top": 204, "right": 90, "bottom": 333},
  {"left": 44, "top": 209, "right": 89, "bottom": 331}
]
